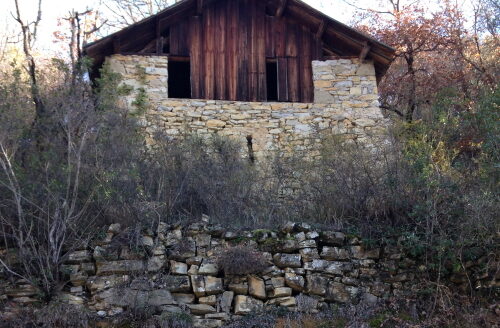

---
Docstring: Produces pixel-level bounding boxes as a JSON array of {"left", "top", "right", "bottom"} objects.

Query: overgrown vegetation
[
  {"left": 0, "top": 58, "right": 498, "bottom": 308},
  {"left": 0, "top": 0, "right": 498, "bottom": 326}
]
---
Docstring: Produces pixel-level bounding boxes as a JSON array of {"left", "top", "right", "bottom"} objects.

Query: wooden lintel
[
  {"left": 168, "top": 55, "right": 190, "bottom": 62},
  {"left": 359, "top": 41, "right": 371, "bottom": 62},
  {"left": 276, "top": 0, "right": 288, "bottom": 18},
  {"left": 316, "top": 20, "right": 326, "bottom": 39},
  {"left": 197, "top": 0, "right": 204, "bottom": 15}
]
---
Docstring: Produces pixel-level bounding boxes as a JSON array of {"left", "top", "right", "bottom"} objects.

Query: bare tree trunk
[{"left": 405, "top": 53, "right": 417, "bottom": 122}]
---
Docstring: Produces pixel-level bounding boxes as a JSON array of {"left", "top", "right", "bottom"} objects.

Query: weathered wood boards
[
  {"left": 83, "top": 0, "right": 395, "bottom": 99},
  {"left": 168, "top": 0, "right": 318, "bottom": 102}
]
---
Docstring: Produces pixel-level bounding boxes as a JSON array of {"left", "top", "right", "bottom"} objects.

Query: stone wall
[
  {"left": 106, "top": 55, "right": 388, "bottom": 158},
  {"left": 1, "top": 220, "right": 497, "bottom": 327}
]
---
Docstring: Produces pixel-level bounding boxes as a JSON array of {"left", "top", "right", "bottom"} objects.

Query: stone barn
[{"left": 84, "top": 0, "right": 395, "bottom": 157}]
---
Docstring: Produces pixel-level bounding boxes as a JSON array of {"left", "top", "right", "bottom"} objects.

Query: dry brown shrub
[{"left": 217, "top": 245, "right": 269, "bottom": 275}]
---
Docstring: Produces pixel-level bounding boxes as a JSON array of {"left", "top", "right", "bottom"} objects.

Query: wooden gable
[{"left": 84, "top": 0, "right": 395, "bottom": 103}]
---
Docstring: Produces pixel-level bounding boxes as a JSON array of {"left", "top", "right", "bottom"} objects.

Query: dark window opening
[
  {"left": 163, "top": 42, "right": 170, "bottom": 54},
  {"left": 168, "top": 59, "right": 191, "bottom": 99},
  {"left": 266, "top": 61, "right": 278, "bottom": 102}
]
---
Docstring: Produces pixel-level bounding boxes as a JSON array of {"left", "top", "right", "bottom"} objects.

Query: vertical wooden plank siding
[
  {"left": 248, "top": 0, "right": 258, "bottom": 101},
  {"left": 189, "top": 16, "right": 202, "bottom": 99},
  {"left": 256, "top": 1, "right": 267, "bottom": 101},
  {"left": 277, "top": 57, "right": 289, "bottom": 102},
  {"left": 214, "top": 0, "right": 227, "bottom": 100},
  {"left": 226, "top": 0, "right": 238, "bottom": 100},
  {"left": 170, "top": 0, "right": 321, "bottom": 102},
  {"left": 300, "top": 26, "right": 314, "bottom": 102},
  {"left": 203, "top": 4, "right": 215, "bottom": 99},
  {"left": 236, "top": 0, "right": 249, "bottom": 101}
]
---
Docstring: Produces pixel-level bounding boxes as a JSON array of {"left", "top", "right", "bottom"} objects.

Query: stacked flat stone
[
  {"left": 106, "top": 55, "right": 390, "bottom": 160},
  {"left": 1, "top": 219, "right": 498, "bottom": 327}
]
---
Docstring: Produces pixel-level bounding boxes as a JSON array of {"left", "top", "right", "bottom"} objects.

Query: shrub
[
  {"left": 217, "top": 245, "right": 269, "bottom": 275},
  {"left": 3, "top": 303, "right": 94, "bottom": 328}
]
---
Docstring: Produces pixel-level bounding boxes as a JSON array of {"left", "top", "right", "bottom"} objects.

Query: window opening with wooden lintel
[
  {"left": 168, "top": 56, "right": 191, "bottom": 99},
  {"left": 167, "top": 56, "right": 291, "bottom": 102}
]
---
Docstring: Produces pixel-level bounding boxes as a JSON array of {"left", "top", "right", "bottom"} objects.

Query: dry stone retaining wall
[
  {"left": 1, "top": 220, "right": 497, "bottom": 327},
  {"left": 106, "top": 55, "right": 389, "bottom": 158}
]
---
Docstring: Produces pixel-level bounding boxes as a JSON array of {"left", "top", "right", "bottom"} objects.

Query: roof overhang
[{"left": 84, "top": 0, "right": 396, "bottom": 79}]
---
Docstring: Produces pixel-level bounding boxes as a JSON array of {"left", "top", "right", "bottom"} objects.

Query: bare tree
[
  {"left": 103, "top": 0, "right": 176, "bottom": 28},
  {"left": 0, "top": 76, "right": 98, "bottom": 299},
  {"left": 62, "top": 9, "right": 107, "bottom": 83},
  {"left": 12, "top": 0, "right": 44, "bottom": 119}
]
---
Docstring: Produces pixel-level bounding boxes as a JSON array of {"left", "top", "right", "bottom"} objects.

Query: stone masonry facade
[
  {"left": 106, "top": 55, "right": 388, "bottom": 158},
  {"left": 1, "top": 220, "right": 497, "bottom": 327}
]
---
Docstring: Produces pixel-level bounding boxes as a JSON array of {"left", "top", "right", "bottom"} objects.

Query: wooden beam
[
  {"left": 276, "top": 0, "right": 288, "bottom": 18},
  {"left": 316, "top": 20, "right": 326, "bottom": 39},
  {"left": 168, "top": 55, "right": 190, "bottom": 62},
  {"left": 155, "top": 16, "right": 162, "bottom": 54},
  {"left": 197, "top": 0, "right": 204, "bottom": 15},
  {"left": 359, "top": 41, "right": 371, "bottom": 62},
  {"left": 113, "top": 36, "right": 121, "bottom": 53}
]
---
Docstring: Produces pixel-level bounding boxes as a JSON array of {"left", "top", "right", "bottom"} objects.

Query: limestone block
[
  {"left": 191, "top": 275, "right": 206, "bottom": 297},
  {"left": 70, "top": 272, "right": 88, "bottom": 287},
  {"left": 233, "top": 295, "right": 264, "bottom": 314},
  {"left": 304, "top": 259, "right": 330, "bottom": 272},
  {"left": 96, "top": 260, "right": 144, "bottom": 275},
  {"left": 306, "top": 274, "right": 329, "bottom": 296},
  {"left": 198, "top": 260, "right": 219, "bottom": 275},
  {"left": 169, "top": 240, "right": 196, "bottom": 260},
  {"left": 86, "top": 275, "right": 129, "bottom": 292},
  {"left": 285, "top": 273, "right": 305, "bottom": 292},
  {"left": 141, "top": 235, "right": 154, "bottom": 247},
  {"left": 300, "top": 248, "right": 320, "bottom": 262},
  {"left": 280, "top": 239, "right": 300, "bottom": 253},
  {"left": 205, "top": 276, "right": 224, "bottom": 295},
  {"left": 165, "top": 276, "right": 191, "bottom": 293},
  {"left": 228, "top": 282, "right": 248, "bottom": 295},
  {"left": 269, "top": 287, "right": 292, "bottom": 298},
  {"left": 170, "top": 260, "right": 188, "bottom": 275},
  {"left": 299, "top": 240, "right": 316, "bottom": 249},
  {"left": 66, "top": 250, "right": 92, "bottom": 264},
  {"left": 206, "top": 120, "right": 226, "bottom": 128},
  {"left": 248, "top": 276, "right": 266, "bottom": 300},
  {"left": 270, "top": 277, "right": 285, "bottom": 288},
  {"left": 188, "top": 304, "right": 217, "bottom": 315},
  {"left": 195, "top": 234, "right": 211, "bottom": 247},
  {"left": 193, "top": 319, "right": 223, "bottom": 328},
  {"left": 324, "top": 262, "right": 351, "bottom": 275},
  {"left": 148, "top": 289, "right": 177, "bottom": 306},
  {"left": 320, "top": 231, "right": 345, "bottom": 246},
  {"left": 172, "top": 293, "right": 196, "bottom": 304},
  {"left": 273, "top": 253, "right": 302, "bottom": 268},
  {"left": 165, "top": 229, "right": 182, "bottom": 246},
  {"left": 108, "top": 223, "right": 122, "bottom": 235},
  {"left": 219, "top": 291, "right": 234, "bottom": 313},
  {"left": 95, "top": 288, "right": 175, "bottom": 308},
  {"left": 266, "top": 296, "right": 296, "bottom": 307},
  {"left": 199, "top": 295, "right": 217, "bottom": 306},
  {"left": 321, "top": 247, "right": 350, "bottom": 261}
]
